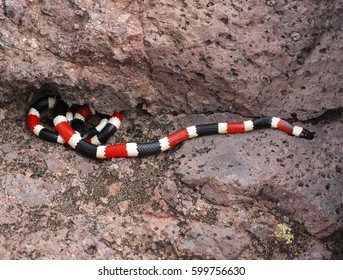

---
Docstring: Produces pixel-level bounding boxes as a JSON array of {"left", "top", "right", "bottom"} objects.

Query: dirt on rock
[{"left": 0, "top": 1, "right": 342, "bottom": 259}]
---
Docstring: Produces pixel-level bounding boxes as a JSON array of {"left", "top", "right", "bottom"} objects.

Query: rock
[
  {"left": 175, "top": 112, "right": 342, "bottom": 238},
  {"left": 0, "top": 0, "right": 342, "bottom": 118},
  {"left": 0, "top": 1, "right": 342, "bottom": 260},
  {"left": 0, "top": 30, "right": 15, "bottom": 48},
  {"left": 144, "top": 0, "right": 343, "bottom": 119},
  {"left": 163, "top": 222, "right": 251, "bottom": 259},
  {"left": 3, "top": 0, "right": 27, "bottom": 25}
]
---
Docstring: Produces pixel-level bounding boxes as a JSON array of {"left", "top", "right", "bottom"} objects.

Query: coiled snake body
[{"left": 28, "top": 96, "right": 314, "bottom": 159}]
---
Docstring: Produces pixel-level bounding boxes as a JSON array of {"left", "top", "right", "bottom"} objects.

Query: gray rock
[{"left": 4, "top": 0, "right": 27, "bottom": 25}]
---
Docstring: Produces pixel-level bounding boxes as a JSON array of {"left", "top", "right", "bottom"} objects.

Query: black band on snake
[{"left": 28, "top": 96, "right": 314, "bottom": 159}]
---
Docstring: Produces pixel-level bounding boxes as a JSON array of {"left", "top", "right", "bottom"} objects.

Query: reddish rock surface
[
  {"left": 1, "top": 0, "right": 342, "bottom": 117},
  {"left": 0, "top": 1, "right": 342, "bottom": 259}
]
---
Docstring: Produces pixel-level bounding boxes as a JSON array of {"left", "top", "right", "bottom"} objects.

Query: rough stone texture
[
  {"left": 0, "top": 0, "right": 342, "bottom": 260},
  {"left": 0, "top": 100, "right": 342, "bottom": 259},
  {"left": 176, "top": 113, "right": 342, "bottom": 238},
  {"left": 0, "top": 0, "right": 342, "bottom": 118}
]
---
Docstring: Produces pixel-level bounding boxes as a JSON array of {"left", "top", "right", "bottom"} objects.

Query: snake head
[{"left": 300, "top": 128, "right": 315, "bottom": 140}]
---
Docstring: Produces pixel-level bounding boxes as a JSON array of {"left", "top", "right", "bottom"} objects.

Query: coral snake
[{"left": 27, "top": 96, "right": 314, "bottom": 159}]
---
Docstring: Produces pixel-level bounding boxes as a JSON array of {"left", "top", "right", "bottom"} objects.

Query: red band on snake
[{"left": 28, "top": 96, "right": 314, "bottom": 159}]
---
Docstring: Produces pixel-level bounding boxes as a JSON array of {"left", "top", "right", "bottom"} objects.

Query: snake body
[
  {"left": 27, "top": 97, "right": 122, "bottom": 146},
  {"left": 28, "top": 96, "right": 314, "bottom": 159}
]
